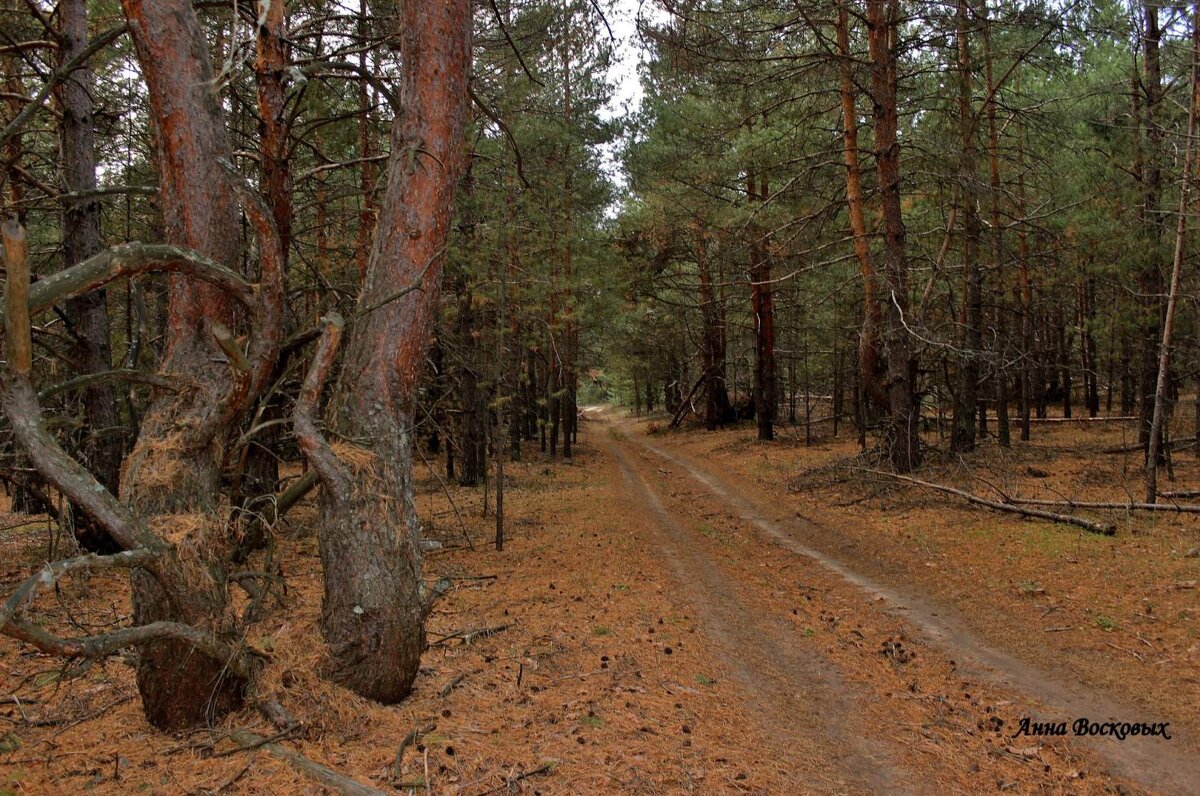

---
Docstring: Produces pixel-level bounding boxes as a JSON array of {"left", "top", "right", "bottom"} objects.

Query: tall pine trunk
[
  {"left": 58, "top": 0, "right": 122, "bottom": 550},
  {"left": 868, "top": 0, "right": 919, "bottom": 470},
  {"left": 836, "top": 1, "right": 888, "bottom": 413},
  {"left": 951, "top": 0, "right": 981, "bottom": 453}
]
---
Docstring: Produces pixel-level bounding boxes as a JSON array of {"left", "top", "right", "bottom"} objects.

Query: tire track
[
  {"left": 616, "top": 420, "right": 1200, "bottom": 796},
  {"left": 598, "top": 427, "right": 920, "bottom": 794}
]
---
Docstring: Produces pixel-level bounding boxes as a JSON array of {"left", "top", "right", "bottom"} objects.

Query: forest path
[
  {"left": 590, "top": 409, "right": 1200, "bottom": 795},
  {"left": 595, "top": 420, "right": 919, "bottom": 794}
]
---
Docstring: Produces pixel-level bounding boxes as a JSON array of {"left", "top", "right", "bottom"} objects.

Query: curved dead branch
[
  {"left": 0, "top": 240, "right": 256, "bottom": 331},
  {"left": 4, "top": 618, "right": 256, "bottom": 680},
  {"left": 37, "top": 369, "right": 184, "bottom": 401},
  {"left": 293, "top": 313, "right": 351, "bottom": 500},
  {"left": 3, "top": 224, "right": 155, "bottom": 551},
  {"left": 0, "top": 549, "right": 158, "bottom": 630}
]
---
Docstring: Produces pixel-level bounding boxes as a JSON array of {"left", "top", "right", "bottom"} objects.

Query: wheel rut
[
  {"left": 597, "top": 426, "right": 921, "bottom": 794},
  {"left": 607, "top": 416, "right": 1200, "bottom": 796}
]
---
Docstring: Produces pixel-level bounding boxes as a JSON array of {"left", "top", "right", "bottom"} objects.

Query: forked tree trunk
[
  {"left": 236, "top": 0, "right": 292, "bottom": 515},
  {"left": 121, "top": 0, "right": 241, "bottom": 728},
  {"left": 297, "top": 0, "right": 471, "bottom": 702}
]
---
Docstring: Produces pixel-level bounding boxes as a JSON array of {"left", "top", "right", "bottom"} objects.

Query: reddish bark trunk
[
  {"left": 299, "top": 0, "right": 472, "bottom": 702},
  {"left": 120, "top": 0, "right": 276, "bottom": 729},
  {"left": 836, "top": 0, "right": 888, "bottom": 413}
]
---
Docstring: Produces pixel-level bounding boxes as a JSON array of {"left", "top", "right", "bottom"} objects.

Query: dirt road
[{"left": 592, "top": 410, "right": 1200, "bottom": 795}]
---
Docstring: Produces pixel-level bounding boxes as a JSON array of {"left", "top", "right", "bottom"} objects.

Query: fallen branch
[
  {"left": 1006, "top": 497, "right": 1200, "bottom": 514},
  {"left": 428, "top": 624, "right": 511, "bottom": 646},
  {"left": 479, "top": 760, "right": 558, "bottom": 795},
  {"left": 1161, "top": 489, "right": 1200, "bottom": 499},
  {"left": 862, "top": 469, "right": 1115, "bottom": 535},
  {"left": 1023, "top": 415, "right": 1136, "bottom": 424},
  {"left": 439, "top": 672, "right": 467, "bottom": 698},
  {"left": 228, "top": 729, "right": 387, "bottom": 795},
  {"left": 1103, "top": 439, "right": 1195, "bottom": 455}
]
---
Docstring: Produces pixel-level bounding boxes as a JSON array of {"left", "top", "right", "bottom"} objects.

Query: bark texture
[
  {"left": 117, "top": 0, "right": 282, "bottom": 729},
  {"left": 56, "top": 0, "right": 122, "bottom": 550},
  {"left": 300, "top": 0, "right": 471, "bottom": 702},
  {"left": 868, "top": 0, "right": 919, "bottom": 471},
  {"left": 836, "top": 0, "right": 888, "bottom": 413}
]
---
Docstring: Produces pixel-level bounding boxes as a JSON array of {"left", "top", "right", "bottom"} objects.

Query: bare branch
[
  {"left": 293, "top": 314, "right": 351, "bottom": 499},
  {"left": 0, "top": 550, "right": 158, "bottom": 630},
  {"left": 0, "top": 240, "right": 256, "bottom": 330},
  {"left": 0, "top": 24, "right": 127, "bottom": 147},
  {"left": 3, "top": 618, "right": 255, "bottom": 680}
]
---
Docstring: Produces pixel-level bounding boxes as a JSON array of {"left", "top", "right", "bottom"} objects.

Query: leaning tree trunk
[
  {"left": 296, "top": 0, "right": 471, "bottom": 702},
  {"left": 1147, "top": 3, "right": 1199, "bottom": 502}
]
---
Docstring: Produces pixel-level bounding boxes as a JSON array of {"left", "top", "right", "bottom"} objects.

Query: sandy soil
[{"left": 1, "top": 408, "right": 1196, "bottom": 793}]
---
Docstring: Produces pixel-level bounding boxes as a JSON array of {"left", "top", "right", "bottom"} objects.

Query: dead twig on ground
[
  {"left": 227, "top": 729, "right": 386, "bottom": 795},
  {"left": 439, "top": 672, "right": 466, "bottom": 698},
  {"left": 478, "top": 760, "right": 558, "bottom": 795},
  {"left": 392, "top": 721, "right": 436, "bottom": 780}
]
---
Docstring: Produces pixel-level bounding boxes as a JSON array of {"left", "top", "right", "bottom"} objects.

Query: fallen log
[
  {"left": 1160, "top": 489, "right": 1200, "bottom": 499},
  {"left": 1102, "top": 439, "right": 1195, "bottom": 455},
  {"left": 862, "top": 469, "right": 1115, "bottom": 535},
  {"left": 1006, "top": 497, "right": 1200, "bottom": 514}
]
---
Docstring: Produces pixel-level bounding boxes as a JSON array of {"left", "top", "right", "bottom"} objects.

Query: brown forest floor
[{"left": 1, "top": 406, "right": 1198, "bottom": 794}]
